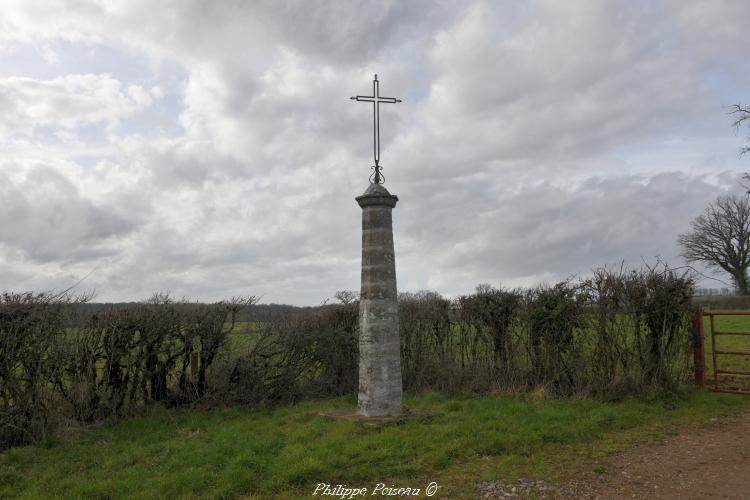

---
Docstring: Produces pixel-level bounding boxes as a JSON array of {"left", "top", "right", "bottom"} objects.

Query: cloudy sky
[{"left": 1, "top": 1, "right": 748, "bottom": 304}]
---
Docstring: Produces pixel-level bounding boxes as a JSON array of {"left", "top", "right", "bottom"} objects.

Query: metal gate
[{"left": 694, "top": 308, "right": 750, "bottom": 396}]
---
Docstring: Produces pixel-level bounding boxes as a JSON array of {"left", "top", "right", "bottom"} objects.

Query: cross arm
[{"left": 350, "top": 96, "right": 402, "bottom": 103}]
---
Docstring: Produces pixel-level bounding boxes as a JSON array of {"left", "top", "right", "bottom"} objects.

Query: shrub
[
  {"left": 215, "top": 301, "right": 358, "bottom": 406},
  {"left": 524, "top": 281, "right": 586, "bottom": 392},
  {"left": 581, "top": 263, "right": 695, "bottom": 395},
  {"left": 0, "top": 293, "right": 75, "bottom": 447},
  {"left": 0, "top": 293, "right": 256, "bottom": 448}
]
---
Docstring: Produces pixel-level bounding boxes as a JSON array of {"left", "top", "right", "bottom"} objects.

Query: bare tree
[
  {"left": 333, "top": 290, "right": 359, "bottom": 305},
  {"left": 678, "top": 194, "right": 750, "bottom": 294},
  {"left": 731, "top": 103, "right": 750, "bottom": 156}
]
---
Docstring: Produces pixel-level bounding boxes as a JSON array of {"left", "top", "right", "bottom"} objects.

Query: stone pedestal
[{"left": 355, "top": 183, "right": 403, "bottom": 417}]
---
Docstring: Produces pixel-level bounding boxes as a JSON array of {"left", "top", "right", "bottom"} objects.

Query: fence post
[{"left": 692, "top": 307, "right": 706, "bottom": 389}]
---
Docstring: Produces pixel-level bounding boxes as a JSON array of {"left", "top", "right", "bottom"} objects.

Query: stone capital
[{"left": 356, "top": 183, "right": 398, "bottom": 209}]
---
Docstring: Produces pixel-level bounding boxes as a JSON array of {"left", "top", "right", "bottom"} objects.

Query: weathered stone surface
[{"left": 355, "top": 183, "right": 403, "bottom": 417}]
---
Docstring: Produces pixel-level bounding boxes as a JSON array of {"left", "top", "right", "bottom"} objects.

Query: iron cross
[{"left": 350, "top": 74, "right": 401, "bottom": 184}]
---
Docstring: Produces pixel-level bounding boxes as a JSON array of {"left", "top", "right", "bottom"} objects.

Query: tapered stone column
[{"left": 356, "top": 182, "right": 403, "bottom": 417}]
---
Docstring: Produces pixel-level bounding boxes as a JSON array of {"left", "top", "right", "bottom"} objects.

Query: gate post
[{"left": 692, "top": 307, "right": 706, "bottom": 389}]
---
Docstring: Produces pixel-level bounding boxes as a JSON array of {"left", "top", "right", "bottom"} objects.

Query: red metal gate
[{"left": 694, "top": 308, "right": 750, "bottom": 396}]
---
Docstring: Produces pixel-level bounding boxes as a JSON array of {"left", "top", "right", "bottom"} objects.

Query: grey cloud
[
  {"left": 0, "top": 1, "right": 748, "bottom": 304},
  {"left": 0, "top": 162, "right": 141, "bottom": 263},
  {"left": 394, "top": 0, "right": 707, "bottom": 184},
  {"left": 668, "top": 0, "right": 750, "bottom": 66},
  {"left": 2, "top": 1, "right": 459, "bottom": 69},
  {"left": 395, "top": 172, "right": 739, "bottom": 295},
  {"left": 247, "top": 1, "right": 459, "bottom": 65}
]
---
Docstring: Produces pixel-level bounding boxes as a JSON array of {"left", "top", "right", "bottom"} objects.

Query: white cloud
[
  {"left": 0, "top": 0, "right": 747, "bottom": 303},
  {"left": 0, "top": 73, "right": 155, "bottom": 139}
]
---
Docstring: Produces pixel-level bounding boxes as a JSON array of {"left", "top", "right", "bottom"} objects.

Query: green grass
[
  {"left": 2, "top": 392, "right": 749, "bottom": 499},
  {"left": 223, "top": 322, "right": 270, "bottom": 364}
]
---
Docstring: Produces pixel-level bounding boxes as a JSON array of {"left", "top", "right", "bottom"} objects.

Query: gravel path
[{"left": 476, "top": 412, "right": 750, "bottom": 499}]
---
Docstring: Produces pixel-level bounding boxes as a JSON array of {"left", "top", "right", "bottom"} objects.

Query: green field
[
  {"left": 225, "top": 322, "right": 265, "bottom": 355},
  {"left": 2, "top": 392, "right": 749, "bottom": 498}
]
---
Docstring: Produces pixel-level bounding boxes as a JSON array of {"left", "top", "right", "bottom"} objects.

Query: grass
[
  {"left": 225, "top": 327, "right": 263, "bottom": 356},
  {"left": 2, "top": 391, "right": 749, "bottom": 499}
]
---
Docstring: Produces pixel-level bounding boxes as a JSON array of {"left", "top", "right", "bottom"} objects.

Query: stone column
[{"left": 355, "top": 182, "right": 403, "bottom": 417}]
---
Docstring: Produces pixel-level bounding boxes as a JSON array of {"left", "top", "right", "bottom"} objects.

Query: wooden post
[{"left": 692, "top": 307, "right": 706, "bottom": 389}]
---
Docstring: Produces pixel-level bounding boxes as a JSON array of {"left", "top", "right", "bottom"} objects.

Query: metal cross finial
[{"left": 350, "top": 74, "right": 401, "bottom": 184}]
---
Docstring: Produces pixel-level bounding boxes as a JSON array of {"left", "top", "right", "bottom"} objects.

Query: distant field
[
  {"left": 1, "top": 392, "right": 749, "bottom": 498},
  {"left": 225, "top": 321, "right": 266, "bottom": 356}
]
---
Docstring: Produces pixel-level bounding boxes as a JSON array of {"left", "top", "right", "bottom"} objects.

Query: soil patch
[{"left": 476, "top": 412, "right": 750, "bottom": 499}]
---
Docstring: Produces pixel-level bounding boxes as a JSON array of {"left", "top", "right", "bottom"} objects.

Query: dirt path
[
  {"left": 561, "top": 412, "right": 750, "bottom": 499},
  {"left": 476, "top": 412, "right": 750, "bottom": 499}
]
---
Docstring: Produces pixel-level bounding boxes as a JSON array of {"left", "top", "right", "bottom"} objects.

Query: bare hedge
[
  {"left": 0, "top": 294, "right": 254, "bottom": 449},
  {"left": 213, "top": 263, "right": 695, "bottom": 406},
  {"left": 0, "top": 264, "right": 696, "bottom": 449},
  {"left": 396, "top": 265, "right": 694, "bottom": 398}
]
